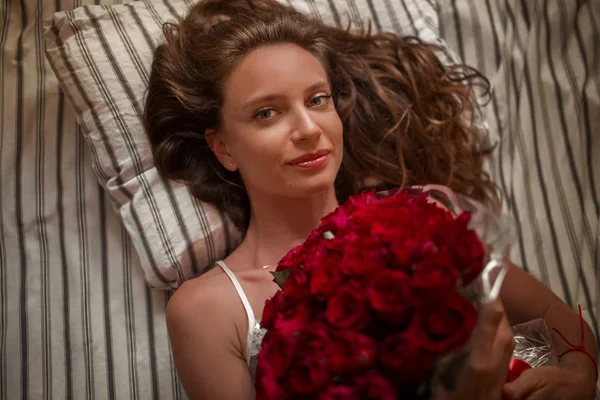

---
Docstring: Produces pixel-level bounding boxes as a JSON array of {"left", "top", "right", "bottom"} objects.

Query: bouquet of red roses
[{"left": 255, "top": 187, "right": 512, "bottom": 400}]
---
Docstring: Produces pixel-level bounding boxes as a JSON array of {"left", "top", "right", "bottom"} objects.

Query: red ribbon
[
  {"left": 506, "top": 358, "right": 532, "bottom": 383},
  {"left": 552, "top": 305, "right": 599, "bottom": 380},
  {"left": 505, "top": 305, "right": 598, "bottom": 386}
]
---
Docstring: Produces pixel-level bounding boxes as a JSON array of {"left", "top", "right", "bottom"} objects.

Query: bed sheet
[
  {"left": 1, "top": 0, "right": 184, "bottom": 398},
  {"left": 2, "top": 0, "right": 599, "bottom": 399},
  {"left": 439, "top": 0, "right": 599, "bottom": 392},
  {"left": 438, "top": 0, "right": 599, "bottom": 334}
]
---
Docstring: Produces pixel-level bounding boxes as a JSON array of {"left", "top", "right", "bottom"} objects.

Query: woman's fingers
[
  {"left": 456, "top": 299, "right": 514, "bottom": 399},
  {"left": 494, "top": 314, "right": 516, "bottom": 385},
  {"left": 434, "top": 299, "right": 515, "bottom": 400},
  {"left": 469, "top": 299, "right": 506, "bottom": 372},
  {"left": 498, "top": 314, "right": 516, "bottom": 362}
]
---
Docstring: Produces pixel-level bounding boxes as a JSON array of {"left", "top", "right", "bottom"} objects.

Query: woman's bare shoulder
[
  {"left": 168, "top": 267, "right": 233, "bottom": 319},
  {"left": 166, "top": 266, "right": 255, "bottom": 398},
  {"left": 165, "top": 266, "right": 245, "bottom": 342}
]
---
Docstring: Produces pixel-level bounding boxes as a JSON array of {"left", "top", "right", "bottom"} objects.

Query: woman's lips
[{"left": 289, "top": 151, "right": 330, "bottom": 168}]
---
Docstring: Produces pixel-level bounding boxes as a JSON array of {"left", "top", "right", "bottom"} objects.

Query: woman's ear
[{"left": 205, "top": 129, "right": 237, "bottom": 171}]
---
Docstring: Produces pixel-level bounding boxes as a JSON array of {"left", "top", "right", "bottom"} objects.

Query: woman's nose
[{"left": 291, "top": 108, "right": 322, "bottom": 143}]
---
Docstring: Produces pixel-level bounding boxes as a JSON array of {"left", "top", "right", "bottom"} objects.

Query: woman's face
[{"left": 211, "top": 43, "right": 343, "bottom": 200}]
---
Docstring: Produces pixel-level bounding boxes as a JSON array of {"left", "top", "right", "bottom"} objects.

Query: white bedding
[
  {"left": 439, "top": 0, "right": 600, "bottom": 336},
  {"left": 1, "top": 0, "right": 181, "bottom": 398},
  {"left": 1, "top": 0, "right": 598, "bottom": 399}
]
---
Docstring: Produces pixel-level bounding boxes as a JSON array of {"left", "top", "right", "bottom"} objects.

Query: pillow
[{"left": 43, "top": 0, "right": 472, "bottom": 289}]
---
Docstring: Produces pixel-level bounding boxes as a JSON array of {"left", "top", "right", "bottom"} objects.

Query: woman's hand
[
  {"left": 434, "top": 299, "right": 515, "bottom": 400},
  {"left": 503, "top": 353, "right": 597, "bottom": 400}
]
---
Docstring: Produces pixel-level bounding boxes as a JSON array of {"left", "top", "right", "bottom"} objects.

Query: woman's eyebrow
[
  {"left": 304, "top": 80, "right": 330, "bottom": 93},
  {"left": 241, "top": 80, "right": 331, "bottom": 110},
  {"left": 242, "top": 93, "right": 282, "bottom": 110}
]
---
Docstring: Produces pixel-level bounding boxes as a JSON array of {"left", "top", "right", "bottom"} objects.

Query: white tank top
[{"left": 216, "top": 260, "right": 267, "bottom": 378}]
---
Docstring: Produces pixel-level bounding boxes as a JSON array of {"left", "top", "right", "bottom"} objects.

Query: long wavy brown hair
[{"left": 144, "top": 0, "right": 498, "bottom": 232}]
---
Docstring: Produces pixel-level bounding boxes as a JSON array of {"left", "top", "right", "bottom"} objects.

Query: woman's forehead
[{"left": 221, "top": 44, "right": 330, "bottom": 108}]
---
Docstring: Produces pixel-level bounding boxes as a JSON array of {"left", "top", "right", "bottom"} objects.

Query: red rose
[
  {"left": 320, "top": 206, "right": 350, "bottom": 233},
  {"left": 283, "top": 268, "right": 310, "bottom": 299},
  {"left": 303, "top": 238, "right": 328, "bottom": 266},
  {"left": 451, "top": 216, "right": 485, "bottom": 285},
  {"left": 389, "top": 231, "right": 432, "bottom": 267},
  {"left": 261, "top": 312, "right": 305, "bottom": 377},
  {"left": 326, "top": 282, "right": 370, "bottom": 330},
  {"left": 322, "top": 232, "right": 351, "bottom": 253},
  {"left": 259, "top": 329, "right": 294, "bottom": 378},
  {"left": 288, "top": 355, "right": 330, "bottom": 394},
  {"left": 369, "top": 219, "right": 394, "bottom": 239},
  {"left": 273, "top": 300, "right": 313, "bottom": 333},
  {"left": 340, "top": 234, "right": 387, "bottom": 275},
  {"left": 419, "top": 291, "right": 478, "bottom": 353},
  {"left": 304, "top": 233, "right": 343, "bottom": 268},
  {"left": 254, "top": 362, "right": 287, "bottom": 400},
  {"left": 415, "top": 201, "right": 454, "bottom": 241},
  {"left": 297, "top": 322, "right": 332, "bottom": 353},
  {"left": 299, "top": 228, "right": 326, "bottom": 260},
  {"left": 284, "top": 322, "right": 332, "bottom": 392},
  {"left": 350, "top": 209, "right": 378, "bottom": 237},
  {"left": 278, "top": 244, "right": 306, "bottom": 271},
  {"left": 421, "top": 199, "right": 453, "bottom": 225},
  {"left": 305, "top": 225, "right": 325, "bottom": 243},
  {"left": 342, "top": 190, "right": 379, "bottom": 214},
  {"left": 373, "top": 198, "right": 414, "bottom": 228},
  {"left": 293, "top": 301, "right": 316, "bottom": 326},
  {"left": 411, "top": 251, "right": 461, "bottom": 291},
  {"left": 318, "top": 385, "right": 361, "bottom": 400},
  {"left": 379, "top": 322, "right": 435, "bottom": 382},
  {"left": 327, "top": 330, "right": 376, "bottom": 374},
  {"left": 367, "top": 269, "right": 413, "bottom": 326},
  {"left": 261, "top": 291, "right": 288, "bottom": 330},
  {"left": 309, "top": 259, "right": 344, "bottom": 299},
  {"left": 256, "top": 189, "right": 490, "bottom": 400},
  {"left": 375, "top": 192, "right": 426, "bottom": 228},
  {"left": 355, "top": 371, "right": 397, "bottom": 400}
]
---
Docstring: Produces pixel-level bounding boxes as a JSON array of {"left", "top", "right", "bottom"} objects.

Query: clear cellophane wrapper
[{"left": 511, "top": 318, "right": 559, "bottom": 368}]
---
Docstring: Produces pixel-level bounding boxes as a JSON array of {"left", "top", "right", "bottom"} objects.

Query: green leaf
[{"left": 270, "top": 269, "right": 291, "bottom": 289}]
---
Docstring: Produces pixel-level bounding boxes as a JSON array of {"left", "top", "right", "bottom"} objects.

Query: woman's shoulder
[
  {"left": 166, "top": 264, "right": 247, "bottom": 340},
  {"left": 167, "top": 264, "right": 233, "bottom": 318},
  {"left": 166, "top": 264, "right": 255, "bottom": 394}
]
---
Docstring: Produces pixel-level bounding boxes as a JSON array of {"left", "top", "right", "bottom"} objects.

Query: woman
[{"left": 144, "top": 1, "right": 598, "bottom": 399}]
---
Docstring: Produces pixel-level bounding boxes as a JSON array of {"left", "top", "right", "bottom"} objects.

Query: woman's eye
[
  {"left": 253, "top": 108, "right": 275, "bottom": 120},
  {"left": 309, "top": 94, "right": 332, "bottom": 107}
]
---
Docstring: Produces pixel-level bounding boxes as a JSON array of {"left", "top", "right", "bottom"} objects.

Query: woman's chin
[{"left": 296, "top": 180, "right": 337, "bottom": 199}]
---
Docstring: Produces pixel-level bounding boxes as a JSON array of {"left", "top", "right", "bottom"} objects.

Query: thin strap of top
[{"left": 216, "top": 260, "right": 255, "bottom": 365}]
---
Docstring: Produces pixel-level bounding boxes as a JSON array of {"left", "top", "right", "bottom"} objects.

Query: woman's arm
[
  {"left": 424, "top": 189, "right": 597, "bottom": 366},
  {"left": 166, "top": 280, "right": 255, "bottom": 400},
  {"left": 500, "top": 262, "right": 598, "bottom": 397}
]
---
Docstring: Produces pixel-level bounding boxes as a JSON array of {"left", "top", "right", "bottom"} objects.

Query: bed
[{"left": 1, "top": 0, "right": 598, "bottom": 399}]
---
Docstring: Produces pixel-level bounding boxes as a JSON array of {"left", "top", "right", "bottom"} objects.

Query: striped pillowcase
[
  {"left": 44, "top": 0, "right": 238, "bottom": 289},
  {"left": 43, "top": 0, "right": 467, "bottom": 289}
]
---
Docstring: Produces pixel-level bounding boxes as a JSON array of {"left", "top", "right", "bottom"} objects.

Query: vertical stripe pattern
[
  {"left": 437, "top": 0, "right": 600, "bottom": 378},
  {"left": 1, "top": 0, "right": 187, "bottom": 398},
  {"left": 2, "top": 1, "right": 443, "bottom": 398},
  {"left": 3, "top": 0, "right": 598, "bottom": 398},
  {"left": 44, "top": 0, "right": 242, "bottom": 289}
]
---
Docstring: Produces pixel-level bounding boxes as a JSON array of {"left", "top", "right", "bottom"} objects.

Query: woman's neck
[{"left": 239, "top": 188, "right": 339, "bottom": 269}]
